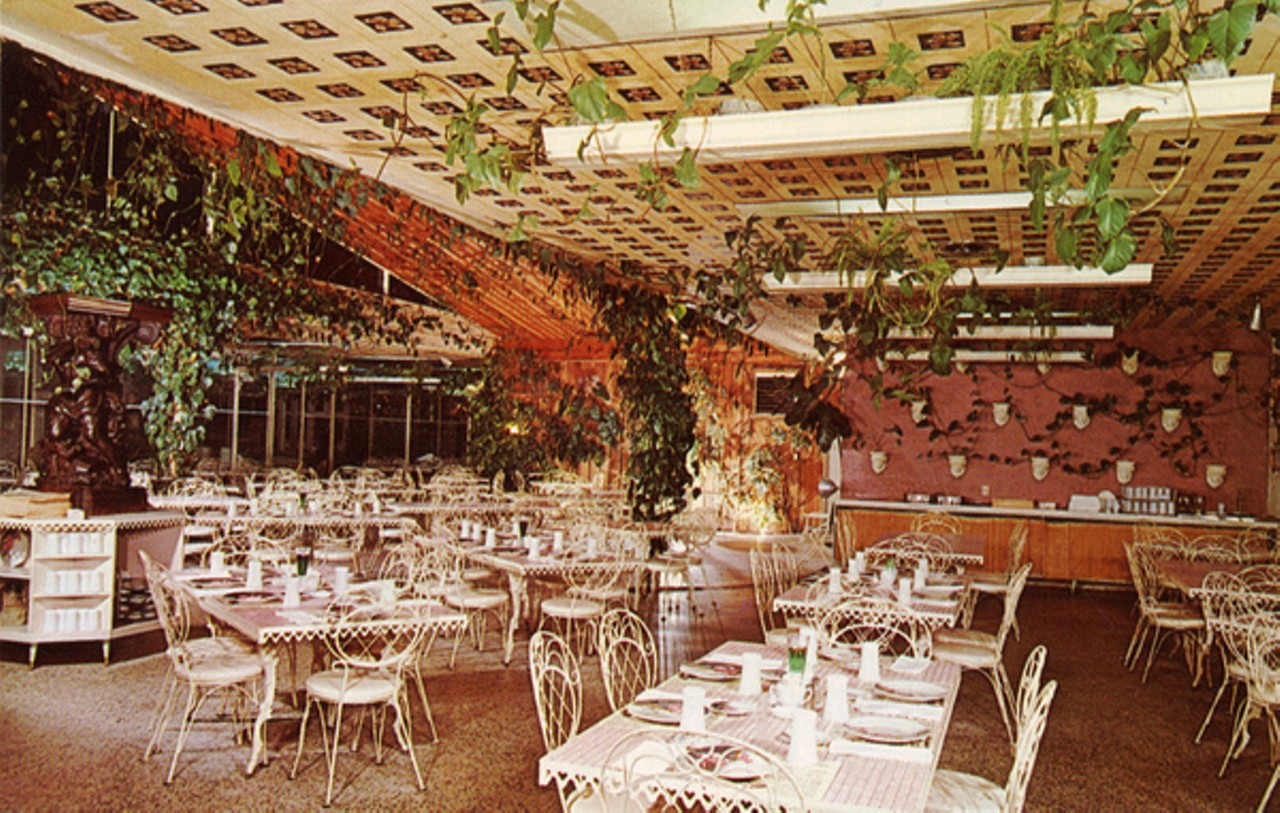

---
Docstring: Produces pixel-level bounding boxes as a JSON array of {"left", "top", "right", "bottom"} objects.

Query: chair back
[
  {"left": 1004, "top": 678, "right": 1058, "bottom": 813},
  {"left": 529, "top": 630, "right": 582, "bottom": 753},
  {"left": 1014, "top": 645, "right": 1048, "bottom": 736},
  {"left": 599, "top": 729, "right": 806, "bottom": 813},
  {"left": 749, "top": 548, "right": 799, "bottom": 639},
  {"left": 866, "top": 532, "right": 953, "bottom": 572},
  {"left": 910, "top": 511, "right": 962, "bottom": 535},
  {"left": 815, "top": 596, "right": 932, "bottom": 659},
  {"left": 139, "top": 550, "right": 191, "bottom": 652},
  {"left": 994, "top": 563, "right": 1034, "bottom": 651},
  {"left": 597, "top": 608, "right": 658, "bottom": 711},
  {"left": 1007, "top": 521, "right": 1029, "bottom": 572},
  {"left": 1246, "top": 615, "right": 1280, "bottom": 707}
]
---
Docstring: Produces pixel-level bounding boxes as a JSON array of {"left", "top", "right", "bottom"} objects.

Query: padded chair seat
[
  {"left": 542, "top": 596, "right": 604, "bottom": 619},
  {"left": 968, "top": 577, "right": 1009, "bottom": 595},
  {"left": 187, "top": 635, "right": 255, "bottom": 658},
  {"left": 925, "top": 768, "right": 1004, "bottom": 812},
  {"left": 305, "top": 669, "right": 398, "bottom": 706},
  {"left": 1148, "top": 605, "right": 1207, "bottom": 629},
  {"left": 932, "top": 641, "right": 999, "bottom": 670},
  {"left": 448, "top": 588, "right": 508, "bottom": 611},
  {"left": 934, "top": 627, "right": 996, "bottom": 650},
  {"left": 174, "top": 650, "right": 264, "bottom": 685}
]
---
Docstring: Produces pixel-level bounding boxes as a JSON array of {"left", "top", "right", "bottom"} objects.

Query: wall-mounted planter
[
  {"left": 1031, "top": 455, "right": 1050, "bottom": 482},
  {"left": 1072, "top": 404, "right": 1090, "bottom": 430},
  {"left": 1116, "top": 459, "right": 1135, "bottom": 485},
  {"left": 1212, "top": 351, "right": 1233, "bottom": 378},
  {"left": 1161, "top": 407, "right": 1183, "bottom": 433},
  {"left": 1121, "top": 350, "right": 1140, "bottom": 376},
  {"left": 1206, "top": 464, "right": 1227, "bottom": 489},
  {"left": 910, "top": 400, "right": 928, "bottom": 425},
  {"left": 992, "top": 401, "right": 1011, "bottom": 427},
  {"left": 870, "top": 450, "right": 888, "bottom": 474},
  {"left": 948, "top": 454, "right": 967, "bottom": 479}
]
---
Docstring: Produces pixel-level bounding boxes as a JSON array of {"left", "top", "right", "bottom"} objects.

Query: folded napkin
[
  {"left": 700, "top": 653, "right": 785, "bottom": 671},
  {"left": 854, "top": 698, "right": 945, "bottom": 722},
  {"left": 635, "top": 689, "right": 683, "bottom": 703},
  {"left": 889, "top": 656, "right": 931, "bottom": 675},
  {"left": 829, "top": 737, "right": 932, "bottom": 762},
  {"left": 277, "top": 610, "right": 322, "bottom": 625}
]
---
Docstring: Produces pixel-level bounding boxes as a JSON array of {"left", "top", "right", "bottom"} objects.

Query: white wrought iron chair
[
  {"left": 1123, "top": 542, "right": 1207, "bottom": 684},
  {"left": 960, "top": 520, "right": 1029, "bottom": 633},
  {"left": 814, "top": 595, "right": 933, "bottom": 660},
  {"left": 911, "top": 511, "right": 963, "bottom": 535},
  {"left": 139, "top": 551, "right": 268, "bottom": 785},
  {"left": 289, "top": 597, "right": 432, "bottom": 806},
  {"left": 926, "top": 646, "right": 1057, "bottom": 812},
  {"left": 749, "top": 546, "right": 801, "bottom": 648},
  {"left": 599, "top": 728, "right": 807, "bottom": 812},
  {"left": 529, "top": 630, "right": 603, "bottom": 812},
  {"left": 597, "top": 607, "right": 659, "bottom": 712},
  {"left": 933, "top": 562, "right": 1033, "bottom": 741}
]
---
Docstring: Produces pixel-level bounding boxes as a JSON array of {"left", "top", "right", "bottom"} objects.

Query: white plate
[
  {"left": 681, "top": 662, "right": 740, "bottom": 681},
  {"left": 1, "top": 530, "right": 29, "bottom": 568},
  {"left": 844, "top": 715, "right": 930, "bottom": 745},
  {"left": 707, "top": 698, "right": 751, "bottom": 716},
  {"left": 624, "top": 699, "right": 682, "bottom": 725},
  {"left": 875, "top": 679, "right": 948, "bottom": 703},
  {"left": 819, "top": 644, "right": 860, "bottom": 666},
  {"left": 916, "top": 584, "right": 962, "bottom": 599},
  {"left": 685, "top": 741, "right": 768, "bottom": 781}
]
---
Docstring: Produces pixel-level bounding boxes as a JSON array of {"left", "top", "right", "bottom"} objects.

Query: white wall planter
[
  {"left": 1206, "top": 464, "right": 1227, "bottom": 489},
  {"left": 1116, "top": 459, "right": 1135, "bottom": 485},
  {"left": 1031, "top": 456, "right": 1050, "bottom": 482},
  {"left": 869, "top": 450, "right": 888, "bottom": 474}
]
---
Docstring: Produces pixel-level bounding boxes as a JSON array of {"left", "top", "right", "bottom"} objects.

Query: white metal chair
[
  {"left": 529, "top": 630, "right": 603, "bottom": 812},
  {"left": 926, "top": 646, "right": 1057, "bottom": 812},
  {"left": 597, "top": 607, "right": 659, "bottom": 712},
  {"left": 911, "top": 511, "right": 963, "bottom": 534},
  {"left": 540, "top": 560, "right": 628, "bottom": 654},
  {"left": 599, "top": 728, "right": 807, "bottom": 812},
  {"left": 289, "top": 598, "right": 431, "bottom": 806},
  {"left": 139, "top": 551, "right": 268, "bottom": 785},
  {"left": 749, "top": 546, "right": 800, "bottom": 648},
  {"left": 960, "top": 520, "right": 1028, "bottom": 633},
  {"left": 1123, "top": 542, "right": 1207, "bottom": 684},
  {"left": 933, "top": 562, "right": 1032, "bottom": 741},
  {"left": 1245, "top": 615, "right": 1280, "bottom": 812},
  {"left": 815, "top": 595, "right": 933, "bottom": 659}
]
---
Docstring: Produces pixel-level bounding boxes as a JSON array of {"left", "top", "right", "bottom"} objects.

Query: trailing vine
[{"left": 0, "top": 45, "right": 448, "bottom": 473}]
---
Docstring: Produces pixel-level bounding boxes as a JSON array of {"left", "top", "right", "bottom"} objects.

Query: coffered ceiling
[{"left": 4, "top": 0, "right": 1280, "bottom": 359}]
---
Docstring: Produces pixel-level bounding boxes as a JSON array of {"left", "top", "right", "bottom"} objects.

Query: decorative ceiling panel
[{"left": 3, "top": 0, "right": 1279, "bottom": 359}]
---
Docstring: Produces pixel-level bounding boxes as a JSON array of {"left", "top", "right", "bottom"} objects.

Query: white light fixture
[
  {"left": 762, "top": 264, "right": 1153, "bottom": 292},
  {"left": 886, "top": 324, "right": 1115, "bottom": 341},
  {"left": 735, "top": 190, "right": 1164, "bottom": 219},
  {"left": 1251, "top": 299, "right": 1264, "bottom": 332},
  {"left": 883, "top": 349, "right": 1089, "bottom": 364},
  {"left": 544, "top": 75, "right": 1274, "bottom": 167}
]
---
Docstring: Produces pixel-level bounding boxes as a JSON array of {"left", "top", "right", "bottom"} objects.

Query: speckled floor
[{"left": 0, "top": 546, "right": 1275, "bottom": 811}]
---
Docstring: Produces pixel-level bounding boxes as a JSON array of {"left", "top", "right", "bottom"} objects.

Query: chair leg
[
  {"left": 291, "top": 697, "right": 316, "bottom": 779},
  {"left": 165, "top": 683, "right": 208, "bottom": 784},
  {"left": 1197, "top": 677, "right": 1234, "bottom": 743},
  {"left": 1258, "top": 763, "right": 1280, "bottom": 813},
  {"left": 325, "top": 701, "right": 347, "bottom": 806},
  {"left": 393, "top": 695, "right": 426, "bottom": 791},
  {"left": 143, "top": 669, "right": 180, "bottom": 761}
]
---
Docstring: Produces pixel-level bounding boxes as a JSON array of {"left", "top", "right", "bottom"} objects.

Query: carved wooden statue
[{"left": 29, "top": 295, "right": 170, "bottom": 514}]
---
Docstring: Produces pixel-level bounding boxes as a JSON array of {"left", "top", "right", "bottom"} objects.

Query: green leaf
[
  {"left": 1095, "top": 196, "right": 1129, "bottom": 240},
  {"left": 263, "top": 150, "right": 282, "bottom": 179},
  {"left": 567, "top": 77, "right": 615, "bottom": 123},
  {"left": 533, "top": 3, "right": 557, "bottom": 51},
  {"left": 686, "top": 73, "right": 723, "bottom": 100},
  {"left": 673, "top": 148, "right": 700, "bottom": 189},
  {"left": 1099, "top": 229, "right": 1137, "bottom": 272},
  {"left": 1206, "top": 0, "right": 1258, "bottom": 63}
]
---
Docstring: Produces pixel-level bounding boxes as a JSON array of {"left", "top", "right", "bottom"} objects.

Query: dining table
[
  {"left": 870, "top": 533, "right": 987, "bottom": 570},
  {"left": 539, "top": 639, "right": 962, "bottom": 811},
  {"left": 1152, "top": 558, "right": 1250, "bottom": 597},
  {"left": 774, "top": 574, "right": 967, "bottom": 630},
  {"left": 175, "top": 566, "right": 468, "bottom": 775},
  {"left": 465, "top": 538, "right": 648, "bottom": 664}
]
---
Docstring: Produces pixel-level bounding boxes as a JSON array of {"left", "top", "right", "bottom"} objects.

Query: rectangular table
[
  {"left": 1152, "top": 558, "right": 1248, "bottom": 597},
  {"left": 177, "top": 569, "right": 467, "bottom": 774},
  {"left": 774, "top": 580, "right": 965, "bottom": 630},
  {"left": 539, "top": 640, "right": 961, "bottom": 812},
  {"left": 466, "top": 546, "right": 647, "bottom": 664}
]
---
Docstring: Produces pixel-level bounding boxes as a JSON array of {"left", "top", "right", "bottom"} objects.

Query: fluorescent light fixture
[
  {"left": 886, "top": 349, "right": 1090, "bottom": 364},
  {"left": 737, "top": 189, "right": 1164, "bottom": 218},
  {"left": 886, "top": 325, "right": 1115, "bottom": 341},
  {"left": 544, "top": 75, "right": 1273, "bottom": 167},
  {"left": 761, "top": 263, "right": 1153, "bottom": 292}
]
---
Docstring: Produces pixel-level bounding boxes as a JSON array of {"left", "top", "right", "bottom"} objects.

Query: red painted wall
[{"left": 838, "top": 328, "right": 1273, "bottom": 518}]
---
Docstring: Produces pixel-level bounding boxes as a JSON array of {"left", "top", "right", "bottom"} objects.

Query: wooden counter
[{"left": 833, "top": 499, "right": 1276, "bottom": 585}]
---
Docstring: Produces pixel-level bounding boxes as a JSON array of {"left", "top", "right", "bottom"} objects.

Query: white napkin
[
  {"left": 700, "top": 653, "right": 784, "bottom": 670},
  {"left": 853, "top": 698, "right": 945, "bottom": 722},
  {"left": 829, "top": 738, "right": 932, "bottom": 762},
  {"left": 889, "top": 656, "right": 931, "bottom": 675}
]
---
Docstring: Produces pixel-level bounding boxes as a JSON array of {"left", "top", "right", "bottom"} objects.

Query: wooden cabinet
[
  {"left": 835, "top": 501, "right": 1275, "bottom": 584},
  {"left": 0, "top": 513, "right": 183, "bottom": 667}
]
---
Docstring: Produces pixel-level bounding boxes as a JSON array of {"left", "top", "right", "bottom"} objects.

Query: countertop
[{"left": 834, "top": 498, "right": 1278, "bottom": 529}]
